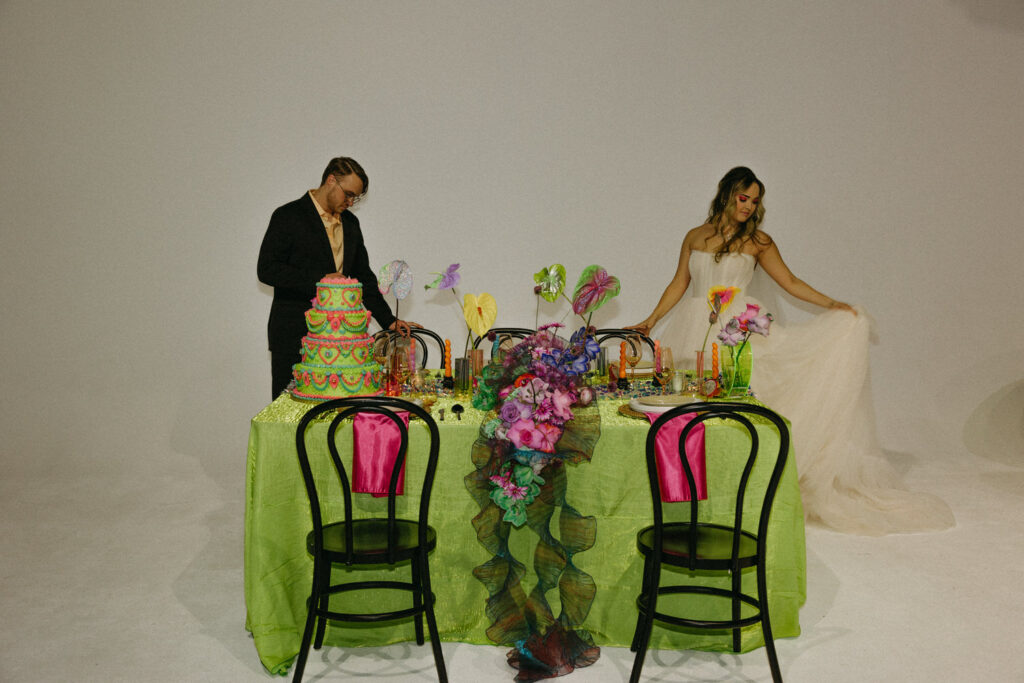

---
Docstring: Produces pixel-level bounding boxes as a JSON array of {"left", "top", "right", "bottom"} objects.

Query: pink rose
[{"left": 507, "top": 419, "right": 541, "bottom": 450}]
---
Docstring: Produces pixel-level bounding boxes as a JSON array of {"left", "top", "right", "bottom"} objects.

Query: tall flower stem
[
  {"left": 452, "top": 288, "right": 474, "bottom": 356},
  {"left": 700, "top": 322, "right": 714, "bottom": 358}
]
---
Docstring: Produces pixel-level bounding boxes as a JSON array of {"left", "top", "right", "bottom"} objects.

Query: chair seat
[
  {"left": 309, "top": 518, "right": 437, "bottom": 563},
  {"left": 637, "top": 522, "right": 758, "bottom": 569}
]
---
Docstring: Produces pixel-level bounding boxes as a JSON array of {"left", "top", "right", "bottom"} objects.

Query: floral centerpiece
[
  {"left": 471, "top": 323, "right": 600, "bottom": 524},
  {"left": 465, "top": 323, "right": 603, "bottom": 681}
]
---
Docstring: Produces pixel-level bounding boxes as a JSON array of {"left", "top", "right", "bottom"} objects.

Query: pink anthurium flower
[{"left": 571, "top": 265, "right": 621, "bottom": 316}]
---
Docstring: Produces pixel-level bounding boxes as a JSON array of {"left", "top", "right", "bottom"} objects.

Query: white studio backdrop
[{"left": 1, "top": 0, "right": 1022, "bottom": 485}]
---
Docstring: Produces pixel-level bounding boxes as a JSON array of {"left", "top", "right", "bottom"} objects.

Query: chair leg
[
  {"left": 311, "top": 593, "right": 327, "bottom": 651},
  {"left": 630, "top": 553, "right": 653, "bottom": 652},
  {"left": 757, "top": 565, "right": 783, "bottom": 683},
  {"left": 731, "top": 567, "right": 742, "bottom": 652},
  {"left": 419, "top": 551, "right": 448, "bottom": 683},
  {"left": 313, "top": 562, "right": 329, "bottom": 649},
  {"left": 292, "top": 561, "right": 323, "bottom": 683},
  {"left": 629, "top": 555, "right": 661, "bottom": 683},
  {"left": 411, "top": 554, "right": 425, "bottom": 646}
]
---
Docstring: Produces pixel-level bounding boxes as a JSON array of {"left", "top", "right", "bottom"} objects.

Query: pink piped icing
[{"left": 321, "top": 275, "right": 358, "bottom": 284}]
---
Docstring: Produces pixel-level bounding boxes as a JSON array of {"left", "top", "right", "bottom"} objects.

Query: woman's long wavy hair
[{"left": 707, "top": 166, "right": 769, "bottom": 261}]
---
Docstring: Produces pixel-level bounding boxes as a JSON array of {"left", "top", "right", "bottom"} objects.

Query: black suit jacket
[{"left": 257, "top": 193, "right": 396, "bottom": 353}]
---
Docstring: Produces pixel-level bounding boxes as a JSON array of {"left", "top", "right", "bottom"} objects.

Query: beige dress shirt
[{"left": 309, "top": 190, "right": 344, "bottom": 271}]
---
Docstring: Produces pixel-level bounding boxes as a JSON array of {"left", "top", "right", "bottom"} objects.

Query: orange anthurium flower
[{"left": 707, "top": 286, "right": 740, "bottom": 321}]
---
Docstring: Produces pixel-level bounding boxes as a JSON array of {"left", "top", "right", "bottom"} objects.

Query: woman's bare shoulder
[
  {"left": 683, "top": 223, "right": 715, "bottom": 249},
  {"left": 750, "top": 229, "right": 775, "bottom": 255}
]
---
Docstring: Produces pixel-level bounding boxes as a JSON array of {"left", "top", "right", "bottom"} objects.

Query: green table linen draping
[{"left": 244, "top": 394, "right": 806, "bottom": 675}]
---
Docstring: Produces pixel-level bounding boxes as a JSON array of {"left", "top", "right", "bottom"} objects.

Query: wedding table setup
[
  {"left": 245, "top": 263, "right": 805, "bottom": 678},
  {"left": 244, "top": 378, "right": 805, "bottom": 676}
]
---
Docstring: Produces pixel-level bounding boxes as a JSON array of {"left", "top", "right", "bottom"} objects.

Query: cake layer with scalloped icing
[
  {"left": 291, "top": 365, "right": 383, "bottom": 400},
  {"left": 304, "top": 308, "right": 372, "bottom": 338}
]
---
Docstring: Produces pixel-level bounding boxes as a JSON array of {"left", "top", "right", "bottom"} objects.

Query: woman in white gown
[{"left": 629, "top": 167, "right": 953, "bottom": 535}]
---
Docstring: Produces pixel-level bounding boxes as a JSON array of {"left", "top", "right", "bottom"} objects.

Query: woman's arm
[
  {"left": 626, "top": 233, "right": 695, "bottom": 335},
  {"left": 756, "top": 239, "right": 855, "bottom": 313}
]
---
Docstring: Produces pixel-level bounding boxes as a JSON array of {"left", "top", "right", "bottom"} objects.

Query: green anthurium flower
[{"left": 533, "top": 264, "right": 566, "bottom": 303}]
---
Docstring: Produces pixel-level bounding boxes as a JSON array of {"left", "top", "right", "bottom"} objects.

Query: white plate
[{"left": 629, "top": 395, "right": 701, "bottom": 414}]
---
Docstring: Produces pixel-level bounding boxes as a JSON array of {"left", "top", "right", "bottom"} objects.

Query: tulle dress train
[{"left": 658, "top": 250, "right": 954, "bottom": 535}]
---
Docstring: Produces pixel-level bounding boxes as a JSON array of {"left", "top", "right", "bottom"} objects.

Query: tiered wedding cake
[{"left": 290, "top": 275, "right": 383, "bottom": 401}]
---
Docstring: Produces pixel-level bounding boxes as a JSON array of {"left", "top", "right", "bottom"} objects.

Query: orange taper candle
[
  {"left": 619, "top": 342, "right": 627, "bottom": 378},
  {"left": 444, "top": 339, "right": 452, "bottom": 377},
  {"left": 711, "top": 342, "right": 719, "bottom": 378}
]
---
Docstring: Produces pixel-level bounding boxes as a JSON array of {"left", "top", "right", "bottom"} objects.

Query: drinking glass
[
  {"left": 653, "top": 348, "right": 675, "bottom": 392},
  {"left": 625, "top": 336, "right": 643, "bottom": 376}
]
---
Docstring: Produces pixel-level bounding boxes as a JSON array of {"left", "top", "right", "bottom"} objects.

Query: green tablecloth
[{"left": 245, "top": 394, "right": 806, "bottom": 675}]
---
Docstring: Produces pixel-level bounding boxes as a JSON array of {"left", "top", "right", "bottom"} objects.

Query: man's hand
[{"left": 389, "top": 319, "right": 422, "bottom": 337}]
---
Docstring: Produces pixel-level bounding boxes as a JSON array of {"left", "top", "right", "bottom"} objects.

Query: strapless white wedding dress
[{"left": 658, "top": 250, "right": 954, "bottom": 535}]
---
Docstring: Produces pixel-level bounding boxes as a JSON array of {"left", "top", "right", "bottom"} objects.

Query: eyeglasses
[{"left": 333, "top": 176, "right": 364, "bottom": 206}]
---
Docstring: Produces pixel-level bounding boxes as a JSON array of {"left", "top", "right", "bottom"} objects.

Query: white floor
[{"left": 2, "top": 435, "right": 1021, "bottom": 683}]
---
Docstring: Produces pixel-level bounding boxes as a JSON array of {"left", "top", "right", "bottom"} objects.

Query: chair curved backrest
[
  {"left": 374, "top": 328, "right": 446, "bottom": 369},
  {"left": 471, "top": 327, "right": 535, "bottom": 352},
  {"left": 645, "top": 401, "right": 789, "bottom": 571},
  {"left": 594, "top": 329, "right": 656, "bottom": 356},
  {"left": 295, "top": 396, "right": 441, "bottom": 565}
]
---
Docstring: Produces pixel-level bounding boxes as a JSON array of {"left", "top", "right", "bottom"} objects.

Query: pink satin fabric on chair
[
  {"left": 351, "top": 412, "right": 409, "bottom": 497},
  {"left": 646, "top": 412, "right": 707, "bottom": 502}
]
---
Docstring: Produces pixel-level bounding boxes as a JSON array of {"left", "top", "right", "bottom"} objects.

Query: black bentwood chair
[
  {"left": 629, "top": 402, "right": 789, "bottom": 683},
  {"left": 471, "top": 327, "right": 535, "bottom": 356},
  {"left": 291, "top": 396, "right": 447, "bottom": 683},
  {"left": 373, "top": 328, "right": 446, "bottom": 369},
  {"left": 593, "top": 328, "right": 657, "bottom": 356}
]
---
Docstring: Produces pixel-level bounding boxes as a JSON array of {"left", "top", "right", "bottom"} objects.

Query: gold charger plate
[{"left": 618, "top": 403, "right": 650, "bottom": 420}]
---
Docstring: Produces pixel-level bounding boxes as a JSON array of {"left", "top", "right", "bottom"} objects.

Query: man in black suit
[{"left": 258, "top": 157, "right": 414, "bottom": 398}]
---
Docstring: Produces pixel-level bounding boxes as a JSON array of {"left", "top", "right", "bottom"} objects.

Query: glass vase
[{"left": 720, "top": 342, "right": 753, "bottom": 397}]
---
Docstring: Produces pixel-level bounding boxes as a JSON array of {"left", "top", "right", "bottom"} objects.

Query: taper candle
[{"left": 619, "top": 342, "right": 627, "bottom": 378}]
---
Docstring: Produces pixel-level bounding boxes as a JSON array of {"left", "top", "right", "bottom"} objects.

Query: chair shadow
[{"left": 303, "top": 642, "right": 440, "bottom": 681}]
